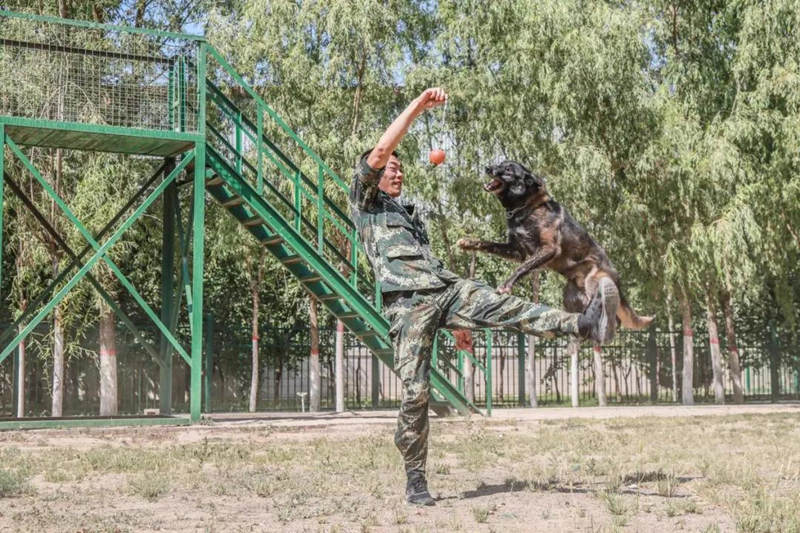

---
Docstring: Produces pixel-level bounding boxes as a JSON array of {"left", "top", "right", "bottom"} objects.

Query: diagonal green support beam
[
  {"left": 0, "top": 160, "right": 168, "bottom": 348},
  {"left": 0, "top": 151, "right": 184, "bottom": 365},
  {"left": 2, "top": 171, "right": 164, "bottom": 369},
  {"left": 6, "top": 137, "right": 193, "bottom": 366}
]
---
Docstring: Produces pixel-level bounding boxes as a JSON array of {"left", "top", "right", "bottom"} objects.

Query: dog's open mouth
[{"left": 483, "top": 178, "right": 504, "bottom": 194}]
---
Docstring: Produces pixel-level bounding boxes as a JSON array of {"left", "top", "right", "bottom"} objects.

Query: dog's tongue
[{"left": 484, "top": 178, "right": 503, "bottom": 192}]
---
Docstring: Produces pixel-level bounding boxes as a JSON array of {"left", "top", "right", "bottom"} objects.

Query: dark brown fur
[{"left": 458, "top": 160, "right": 653, "bottom": 329}]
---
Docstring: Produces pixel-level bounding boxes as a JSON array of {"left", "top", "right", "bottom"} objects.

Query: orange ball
[{"left": 429, "top": 149, "right": 446, "bottom": 166}]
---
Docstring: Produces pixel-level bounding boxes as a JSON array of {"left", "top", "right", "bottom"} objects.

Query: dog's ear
[{"left": 522, "top": 166, "right": 545, "bottom": 189}]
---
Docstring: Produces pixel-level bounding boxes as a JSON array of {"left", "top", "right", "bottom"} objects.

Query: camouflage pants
[{"left": 383, "top": 278, "right": 579, "bottom": 477}]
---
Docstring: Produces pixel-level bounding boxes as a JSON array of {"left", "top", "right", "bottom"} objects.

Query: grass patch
[
  {"left": 127, "top": 473, "right": 169, "bottom": 501},
  {"left": 472, "top": 506, "right": 490, "bottom": 523},
  {"left": 602, "top": 491, "right": 627, "bottom": 516},
  {"left": 0, "top": 469, "right": 29, "bottom": 497}
]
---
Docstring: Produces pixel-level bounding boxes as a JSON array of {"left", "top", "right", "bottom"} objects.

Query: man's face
[{"left": 379, "top": 155, "right": 404, "bottom": 198}]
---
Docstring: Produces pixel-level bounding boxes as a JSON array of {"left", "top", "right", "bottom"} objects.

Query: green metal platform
[{"left": 0, "top": 9, "right": 487, "bottom": 426}]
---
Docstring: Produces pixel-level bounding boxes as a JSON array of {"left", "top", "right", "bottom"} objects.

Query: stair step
[
  {"left": 222, "top": 196, "right": 244, "bottom": 208},
  {"left": 300, "top": 274, "right": 321, "bottom": 283},
  {"left": 243, "top": 216, "right": 263, "bottom": 227},
  {"left": 338, "top": 312, "right": 358, "bottom": 319},
  {"left": 206, "top": 176, "right": 224, "bottom": 187},
  {"left": 317, "top": 293, "right": 340, "bottom": 301},
  {"left": 281, "top": 255, "right": 304, "bottom": 265},
  {"left": 354, "top": 329, "right": 378, "bottom": 337},
  {"left": 262, "top": 236, "right": 283, "bottom": 246}
]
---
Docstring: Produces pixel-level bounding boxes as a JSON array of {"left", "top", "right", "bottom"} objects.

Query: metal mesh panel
[{"left": 0, "top": 12, "right": 199, "bottom": 132}]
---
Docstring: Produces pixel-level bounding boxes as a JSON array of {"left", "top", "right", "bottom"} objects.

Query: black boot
[
  {"left": 406, "top": 472, "right": 435, "bottom": 506},
  {"left": 577, "top": 277, "right": 619, "bottom": 344}
]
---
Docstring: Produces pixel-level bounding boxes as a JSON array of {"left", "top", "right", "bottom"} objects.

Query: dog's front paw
[
  {"left": 457, "top": 237, "right": 480, "bottom": 251},
  {"left": 496, "top": 285, "right": 512, "bottom": 295}
]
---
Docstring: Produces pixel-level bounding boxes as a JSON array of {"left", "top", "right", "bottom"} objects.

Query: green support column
[
  {"left": 160, "top": 158, "right": 176, "bottom": 415},
  {"left": 204, "top": 313, "right": 214, "bottom": 413},
  {"left": 517, "top": 333, "right": 525, "bottom": 405},
  {"left": 1, "top": 124, "right": 11, "bottom": 417},
  {"left": 190, "top": 43, "right": 207, "bottom": 423},
  {"left": 0, "top": 123, "right": 4, "bottom": 304}
]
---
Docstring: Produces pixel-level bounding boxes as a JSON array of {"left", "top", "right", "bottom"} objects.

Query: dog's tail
[{"left": 617, "top": 295, "right": 654, "bottom": 330}]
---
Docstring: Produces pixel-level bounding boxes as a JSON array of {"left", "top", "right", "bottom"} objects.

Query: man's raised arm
[{"left": 367, "top": 87, "right": 447, "bottom": 170}]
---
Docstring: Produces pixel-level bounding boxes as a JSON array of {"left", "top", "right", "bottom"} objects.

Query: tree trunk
[
  {"left": 454, "top": 330, "right": 475, "bottom": 403},
  {"left": 593, "top": 345, "right": 607, "bottom": 406},
  {"left": 248, "top": 280, "right": 259, "bottom": 413},
  {"left": 99, "top": 306, "right": 118, "bottom": 416},
  {"left": 526, "top": 273, "right": 540, "bottom": 407},
  {"left": 667, "top": 295, "right": 679, "bottom": 402},
  {"left": 309, "top": 297, "right": 321, "bottom": 412},
  {"left": 52, "top": 302, "right": 65, "bottom": 417},
  {"left": 720, "top": 290, "right": 744, "bottom": 403},
  {"left": 679, "top": 288, "right": 694, "bottom": 405},
  {"left": 705, "top": 293, "right": 725, "bottom": 404},
  {"left": 461, "top": 253, "right": 478, "bottom": 403},
  {"left": 569, "top": 339, "right": 579, "bottom": 407},
  {"left": 335, "top": 320, "right": 344, "bottom": 412}
]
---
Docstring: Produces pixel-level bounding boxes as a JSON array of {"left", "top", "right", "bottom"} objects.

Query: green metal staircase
[{"left": 200, "top": 64, "right": 479, "bottom": 414}]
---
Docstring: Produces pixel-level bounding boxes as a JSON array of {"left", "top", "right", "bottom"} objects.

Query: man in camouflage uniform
[{"left": 349, "top": 88, "right": 617, "bottom": 506}]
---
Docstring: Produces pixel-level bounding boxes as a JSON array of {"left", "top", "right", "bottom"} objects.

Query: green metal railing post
[
  {"left": 517, "top": 332, "right": 525, "bottom": 405},
  {"left": 178, "top": 56, "right": 186, "bottom": 132},
  {"left": 317, "top": 165, "right": 324, "bottom": 252},
  {"left": 160, "top": 158, "right": 176, "bottom": 415},
  {"left": 485, "top": 329, "right": 493, "bottom": 416},
  {"left": 235, "top": 112, "right": 243, "bottom": 174},
  {"left": 257, "top": 109, "right": 263, "bottom": 194},
  {"left": 168, "top": 64, "right": 174, "bottom": 130},
  {"left": 190, "top": 43, "right": 207, "bottom": 423},
  {"left": 293, "top": 170, "right": 302, "bottom": 232},
  {"left": 204, "top": 313, "right": 214, "bottom": 413}
]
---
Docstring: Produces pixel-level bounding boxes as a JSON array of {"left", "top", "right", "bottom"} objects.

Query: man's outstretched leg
[
  {"left": 439, "top": 278, "right": 618, "bottom": 343},
  {"left": 384, "top": 291, "right": 441, "bottom": 506}
]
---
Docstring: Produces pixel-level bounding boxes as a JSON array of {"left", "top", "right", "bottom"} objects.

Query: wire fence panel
[
  {"left": 0, "top": 12, "right": 198, "bottom": 132},
  {"left": 1, "top": 321, "right": 798, "bottom": 416}
]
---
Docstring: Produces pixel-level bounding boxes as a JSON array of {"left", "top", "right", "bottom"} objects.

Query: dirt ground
[{"left": 1, "top": 403, "right": 799, "bottom": 532}]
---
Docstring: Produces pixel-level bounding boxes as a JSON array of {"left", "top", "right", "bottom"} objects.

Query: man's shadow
[{"left": 456, "top": 472, "right": 697, "bottom": 500}]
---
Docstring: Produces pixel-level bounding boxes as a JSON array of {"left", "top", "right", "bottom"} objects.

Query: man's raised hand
[{"left": 415, "top": 87, "right": 447, "bottom": 112}]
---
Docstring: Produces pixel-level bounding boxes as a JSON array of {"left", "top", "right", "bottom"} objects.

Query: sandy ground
[{"left": 0, "top": 403, "right": 798, "bottom": 532}]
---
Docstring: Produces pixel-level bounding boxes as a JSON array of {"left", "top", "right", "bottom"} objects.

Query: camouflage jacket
[{"left": 349, "top": 154, "right": 459, "bottom": 293}]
